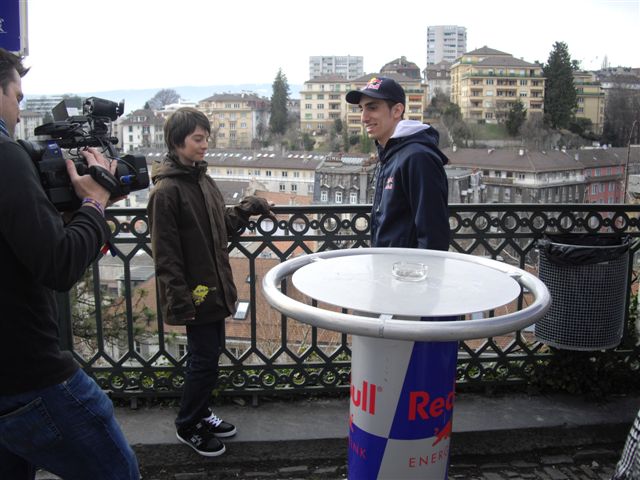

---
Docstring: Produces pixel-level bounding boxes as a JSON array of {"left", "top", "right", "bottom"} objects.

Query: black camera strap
[{"left": 88, "top": 165, "right": 120, "bottom": 195}]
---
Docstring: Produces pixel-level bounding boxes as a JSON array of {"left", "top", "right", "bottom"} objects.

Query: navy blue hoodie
[{"left": 371, "top": 120, "right": 450, "bottom": 250}]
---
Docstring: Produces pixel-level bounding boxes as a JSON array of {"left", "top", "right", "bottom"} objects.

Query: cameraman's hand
[{"left": 66, "top": 148, "right": 114, "bottom": 211}]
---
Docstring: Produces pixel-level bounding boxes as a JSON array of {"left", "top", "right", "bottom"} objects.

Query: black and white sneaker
[
  {"left": 202, "top": 411, "right": 237, "bottom": 438},
  {"left": 176, "top": 421, "right": 226, "bottom": 457}
]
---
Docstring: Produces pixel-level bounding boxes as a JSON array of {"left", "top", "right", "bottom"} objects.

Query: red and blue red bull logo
[{"left": 348, "top": 334, "right": 459, "bottom": 479}]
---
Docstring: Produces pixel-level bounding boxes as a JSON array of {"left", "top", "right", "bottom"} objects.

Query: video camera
[{"left": 18, "top": 97, "right": 149, "bottom": 211}]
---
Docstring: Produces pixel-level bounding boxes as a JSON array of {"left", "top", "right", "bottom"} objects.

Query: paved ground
[
  {"left": 36, "top": 392, "right": 636, "bottom": 480},
  {"left": 37, "top": 444, "right": 621, "bottom": 479}
]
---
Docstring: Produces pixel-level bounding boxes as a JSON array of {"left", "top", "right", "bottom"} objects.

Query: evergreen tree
[
  {"left": 506, "top": 100, "right": 527, "bottom": 136},
  {"left": 543, "top": 42, "right": 577, "bottom": 129},
  {"left": 269, "top": 69, "right": 290, "bottom": 136}
]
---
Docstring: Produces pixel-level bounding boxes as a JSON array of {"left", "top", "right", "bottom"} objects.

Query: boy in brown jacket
[{"left": 148, "top": 107, "right": 271, "bottom": 456}]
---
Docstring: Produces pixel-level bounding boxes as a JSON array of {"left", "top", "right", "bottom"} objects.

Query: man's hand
[{"left": 65, "top": 148, "right": 116, "bottom": 209}]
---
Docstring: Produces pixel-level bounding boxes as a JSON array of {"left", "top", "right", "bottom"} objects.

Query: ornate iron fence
[{"left": 60, "top": 204, "right": 640, "bottom": 399}]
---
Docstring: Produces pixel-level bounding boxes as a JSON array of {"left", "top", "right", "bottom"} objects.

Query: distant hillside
[{"left": 26, "top": 84, "right": 302, "bottom": 116}]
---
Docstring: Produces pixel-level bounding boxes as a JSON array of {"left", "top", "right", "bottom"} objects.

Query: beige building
[
  {"left": 450, "top": 47, "right": 545, "bottom": 123},
  {"left": 299, "top": 75, "right": 350, "bottom": 136},
  {"left": 573, "top": 71, "right": 605, "bottom": 135},
  {"left": 197, "top": 93, "right": 270, "bottom": 149}
]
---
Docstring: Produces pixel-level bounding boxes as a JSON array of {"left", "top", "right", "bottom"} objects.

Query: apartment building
[
  {"left": 204, "top": 149, "right": 326, "bottom": 198},
  {"left": 197, "top": 93, "right": 270, "bottom": 149},
  {"left": 14, "top": 110, "right": 45, "bottom": 141},
  {"left": 380, "top": 56, "right": 422, "bottom": 80},
  {"left": 299, "top": 75, "right": 350, "bottom": 136},
  {"left": 314, "top": 154, "right": 376, "bottom": 205},
  {"left": 117, "top": 108, "right": 165, "bottom": 152},
  {"left": 309, "top": 55, "right": 364, "bottom": 80},
  {"left": 450, "top": 47, "right": 545, "bottom": 123},
  {"left": 427, "top": 25, "right": 467, "bottom": 66},
  {"left": 425, "top": 61, "right": 452, "bottom": 101},
  {"left": 573, "top": 71, "right": 605, "bottom": 134},
  {"left": 24, "top": 95, "right": 65, "bottom": 115},
  {"left": 446, "top": 147, "right": 586, "bottom": 204},
  {"left": 345, "top": 72, "right": 428, "bottom": 136}
]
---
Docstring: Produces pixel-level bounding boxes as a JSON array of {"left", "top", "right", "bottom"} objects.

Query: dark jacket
[
  {"left": 371, "top": 121, "right": 450, "bottom": 250},
  {"left": 148, "top": 154, "right": 268, "bottom": 325},
  {"left": 0, "top": 134, "right": 111, "bottom": 394}
]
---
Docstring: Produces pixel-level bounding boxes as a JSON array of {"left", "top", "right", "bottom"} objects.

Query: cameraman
[{"left": 0, "top": 48, "right": 139, "bottom": 479}]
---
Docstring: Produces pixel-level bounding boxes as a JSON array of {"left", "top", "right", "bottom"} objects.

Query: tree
[
  {"left": 543, "top": 42, "right": 577, "bottom": 129},
  {"left": 359, "top": 132, "right": 373, "bottom": 153},
  {"left": 302, "top": 133, "right": 315, "bottom": 151},
  {"left": 146, "top": 89, "right": 181, "bottom": 110},
  {"left": 602, "top": 85, "right": 640, "bottom": 147},
  {"left": 269, "top": 69, "right": 290, "bottom": 136},
  {"left": 506, "top": 100, "right": 527, "bottom": 136}
]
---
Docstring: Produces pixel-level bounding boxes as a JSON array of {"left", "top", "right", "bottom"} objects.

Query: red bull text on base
[{"left": 348, "top": 332, "right": 459, "bottom": 479}]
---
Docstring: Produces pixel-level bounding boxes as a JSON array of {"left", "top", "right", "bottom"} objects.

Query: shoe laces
[{"left": 203, "top": 412, "right": 223, "bottom": 428}]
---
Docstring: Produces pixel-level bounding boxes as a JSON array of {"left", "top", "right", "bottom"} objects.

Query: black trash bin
[{"left": 535, "top": 233, "right": 631, "bottom": 351}]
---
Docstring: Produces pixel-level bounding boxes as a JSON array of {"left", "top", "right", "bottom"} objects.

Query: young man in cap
[{"left": 346, "top": 76, "right": 450, "bottom": 251}]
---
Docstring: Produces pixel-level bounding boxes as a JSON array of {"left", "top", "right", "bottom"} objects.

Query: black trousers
[{"left": 175, "top": 320, "right": 225, "bottom": 431}]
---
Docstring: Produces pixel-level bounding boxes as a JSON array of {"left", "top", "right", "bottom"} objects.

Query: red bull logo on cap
[{"left": 364, "top": 77, "right": 382, "bottom": 91}]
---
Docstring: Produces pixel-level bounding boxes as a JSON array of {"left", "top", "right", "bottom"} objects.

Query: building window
[
  {"left": 233, "top": 301, "right": 249, "bottom": 320},
  {"left": 321, "top": 190, "right": 328, "bottom": 202},
  {"left": 279, "top": 184, "right": 286, "bottom": 192},
  {"left": 265, "top": 170, "right": 272, "bottom": 177},
  {"left": 241, "top": 122, "right": 247, "bottom": 128},
  {"left": 305, "top": 104, "right": 313, "bottom": 109},
  {"left": 293, "top": 171, "right": 300, "bottom": 178},
  {"left": 178, "top": 343, "right": 187, "bottom": 358},
  {"left": 350, "top": 191, "right": 358, "bottom": 204},
  {"left": 291, "top": 184, "right": 297, "bottom": 192},
  {"left": 335, "top": 191, "right": 343, "bottom": 203}
]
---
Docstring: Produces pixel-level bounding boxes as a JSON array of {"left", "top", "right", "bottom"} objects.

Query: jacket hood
[
  {"left": 151, "top": 153, "right": 208, "bottom": 184},
  {"left": 382, "top": 120, "right": 449, "bottom": 166}
]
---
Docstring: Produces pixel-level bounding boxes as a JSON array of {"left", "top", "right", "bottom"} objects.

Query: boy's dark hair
[
  {"left": 0, "top": 48, "right": 29, "bottom": 94},
  {"left": 385, "top": 99, "right": 405, "bottom": 120},
  {"left": 164, "top": 107, "right": 211, "bottom": 152}
]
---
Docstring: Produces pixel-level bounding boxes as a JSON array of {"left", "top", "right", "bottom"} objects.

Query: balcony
[{"left": 49, "top": 204, "right": 639, "bottom": 477}]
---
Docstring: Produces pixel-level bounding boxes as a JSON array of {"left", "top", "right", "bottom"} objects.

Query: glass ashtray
[{"left": 391, "top": 261, "right": 428, "bottom": 282}]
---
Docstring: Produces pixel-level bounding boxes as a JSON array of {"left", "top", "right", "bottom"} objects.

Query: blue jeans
[
  {"left": 0, "top": 369, "right": 139, "bottom": 480},
  {"left": 175, "top": 321, "right": 225, "bottom": 430}
]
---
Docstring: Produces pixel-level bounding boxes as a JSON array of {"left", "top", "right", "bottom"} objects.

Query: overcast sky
[{"left": 19, "top": 0, "right": 640, "bottom": 96}]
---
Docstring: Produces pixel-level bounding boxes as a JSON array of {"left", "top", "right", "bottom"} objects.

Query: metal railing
[{"left": 62, "top": 203, "right": 640, "bottom": 399}]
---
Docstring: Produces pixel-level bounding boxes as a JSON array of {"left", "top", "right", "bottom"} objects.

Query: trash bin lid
[{"left": 292, "top": 252, "right": 521, "bottom": 317}]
